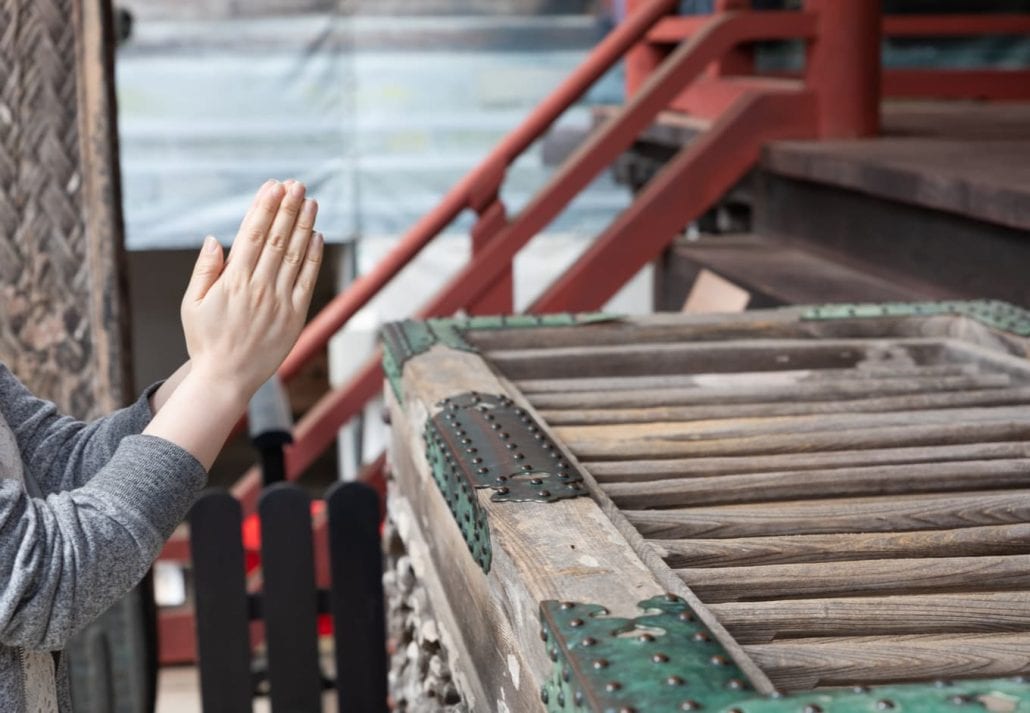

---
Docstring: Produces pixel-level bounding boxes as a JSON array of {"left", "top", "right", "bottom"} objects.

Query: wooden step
[{"left": 659, "top": 233, "right": 950, "bottom": 310}]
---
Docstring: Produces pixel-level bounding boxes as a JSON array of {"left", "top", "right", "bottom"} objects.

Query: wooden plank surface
[
  {"left": 557, "top": 405, "right": 1030, "bottom": 446},
  {"left": 516, "top": 363, "right": 977, "bottom": 394},
  {"left": 746, "top": 632, "right": 1030, "bottom": 690},
  {"left": 625, "top": 490, "right": 1030, "bottom": 538},
  {"left": 564, "top": 421, "right": 1030, "bottom": 460},
  {"left": 677, "top": 555, "right": 1030, "bottom": 602},
  {"left": 711, "top": 592, "right": 1030, "bottom": 643},
  {"left": 485, "top": 310, "right": 1030, "bottom": 693},
  {"left": 603, "top": 459, "right": 1030, "bottom": 508},
  {"left": 530, "top": 373, "right": 1011, "bottom": 410},
  {"left": 486, "top": 338, "right": 945, "bottom": 380},
  {"left": 541, "top": 387, "right": 1030, "bottom": 425},
  {"left": 585, "top": 441, "right": 1030, "bottom": 483},
  {"left": 650, "top": 524, "right": 1030, "bottom": 568}
]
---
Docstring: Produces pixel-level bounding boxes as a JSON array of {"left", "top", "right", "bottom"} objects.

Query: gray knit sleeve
[
  {"left": 0, "top": 434, "right": 206, "bottom": 650},
  {"left": 0, "top": 364, "right": 160, "bottom": 494}
]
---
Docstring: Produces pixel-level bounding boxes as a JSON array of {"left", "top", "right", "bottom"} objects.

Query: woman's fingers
[
  {"left": 276, "top": 197, "right": 318, "bottom": 296},
  {"left": 183, "top": 236, "right": 225, "bottom": 304},
  {"left": 292, "top": 231, "right": 324, "bottom": 314},
  {"left": 253, "top": 180, "right": 307, "bottom": 285},
  {"left": 226, "top": 180, "right": 286, "bottom": 276}
]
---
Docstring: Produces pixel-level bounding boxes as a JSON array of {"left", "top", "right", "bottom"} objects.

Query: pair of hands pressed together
[{"left": 145, "top": 180, "right": 322, "bottom": 469}]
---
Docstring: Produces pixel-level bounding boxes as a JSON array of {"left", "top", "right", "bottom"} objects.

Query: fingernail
[
  {"left": 263, "top": 179, "right": 275, "bottom": 188},
  {"left": 203, "top": 235, "right": 219, "bottom": 253},
  {"left": 289, "top": 181, "right": 305, "bottom": 198},
  {"left": 315, "top": 232, "right": 325, "bottom": 248}
]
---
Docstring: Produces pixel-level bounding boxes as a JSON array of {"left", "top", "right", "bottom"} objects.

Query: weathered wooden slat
[
  {"left": 558, "top": 406, "right": 1030, "bottom": 449},
  {"left": 463, "top": 311, "right": 980, "bottom": 352},
  {"left": 585, "top": 441, "right": 1030, "bottom": 483},
  {"left": 530, "top": 373, "right": 1011, "bottom": 410},
  {"left": 711, "top": 592, "right": 1030, "bottom": 643},
  {"left": 627, "top": 490, "right": 1030, "bottom": 538},
  {"left": 746, "top": 633, "right": 1030, "bottom": 690},
  {"left": 567, "top": 421, "right": 1030, "bottom": 460},
  {"left": 649, "top": 524, "right": 1030, "bottom": 567},
  {"left": 678, "top": 555, "right": 1030, "bottom": 602},
  {"left": 517, "top": 363, "right": 976, "bottom": 394},
  {"left": 603, "top": 459, "right": 1030, "bottom": 508},
  {"left": 541, "top": 387, "right": 1030, "bottom": 426},
  {"left": 486, "top": 338, "right": 944, "bottom": 380}
]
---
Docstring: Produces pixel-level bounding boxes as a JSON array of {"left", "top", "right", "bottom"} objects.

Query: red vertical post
[
  {"left": 626, "top": 0, "right": 669, "bottom": 98},
  {"left": 805, "top": 0, "right": 881, "bottom": 138},
  {"left": 710, "top": 0, "right": 753, "bottom": 77},
  {"left": 468, "top": 199, "right": 514, "bottom": 315}
]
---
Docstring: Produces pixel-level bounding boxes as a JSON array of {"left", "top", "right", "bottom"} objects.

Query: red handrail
[{"left": 278, "top": 0, "right": 680, "bottom": 381}]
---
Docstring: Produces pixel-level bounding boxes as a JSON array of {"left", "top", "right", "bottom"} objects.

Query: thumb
[{"left": 184, "top": 236, "right": 224, "bottom": 303}]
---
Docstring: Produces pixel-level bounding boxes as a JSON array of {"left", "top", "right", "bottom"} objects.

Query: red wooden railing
[{"left": 156, "top": 0, "right": 1030, "bottom": 664}]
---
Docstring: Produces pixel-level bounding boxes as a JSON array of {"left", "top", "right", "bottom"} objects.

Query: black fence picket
[
  {"left": 190, "top": 489, "right": 253, "bottom": 713},
  {"left": 326, "top": 482, "right": 388, "bottom": 713},
  {"left": 259, "top": 483, "right": 324, "bottom": 713}
]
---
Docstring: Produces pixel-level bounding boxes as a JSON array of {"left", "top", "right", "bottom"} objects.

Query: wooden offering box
[{"left": 383, "top": 302, "right": 1030, "bottom": 713}]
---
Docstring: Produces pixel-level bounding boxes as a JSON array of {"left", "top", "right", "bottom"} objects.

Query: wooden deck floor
[{"left": 762, "top": 101, "right": 1030, "bottom": 232}]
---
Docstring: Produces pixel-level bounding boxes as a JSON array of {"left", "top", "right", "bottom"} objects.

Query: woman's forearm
[
  {"left": 143, "top": 369, "right": 248, "bottom": 471},
  {"left": 149, "top": 360, "right": 192, "bottom": 415}
]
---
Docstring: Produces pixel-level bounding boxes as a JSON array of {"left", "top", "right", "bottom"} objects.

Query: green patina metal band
[
  {"left": 381, "top": 312, "right": 618, "bottom": 400},
  {"left": 423, "top": 392, "right": 588, "bottom": 573},
  {"left": 424, "top": 419, "right": 493, "bottom": 572},
  {"left": 540, "top": 598, "right": 1030, "bottom": 713},
  {"left": 801, "top": 300, "right": 1030, "bottom": 337}
]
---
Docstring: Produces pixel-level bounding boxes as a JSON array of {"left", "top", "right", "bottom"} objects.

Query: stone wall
[{"left": 384, "top": 520, "right": 468, "bottom": 713}]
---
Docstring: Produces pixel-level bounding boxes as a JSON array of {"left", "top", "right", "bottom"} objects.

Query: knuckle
[
  {"left": 267, "top": 232, "right": 287, "bottom": 251},
  {"left": 283, "top": 249, "right": 303, "bottom": 265},
  {"left": 244, "top": 228, "right": 265, "bottom": 244}
]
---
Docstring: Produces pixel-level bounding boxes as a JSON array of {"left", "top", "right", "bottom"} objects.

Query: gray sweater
[{"left": 0, "top": 363, "right": 207, "bottom": 712}]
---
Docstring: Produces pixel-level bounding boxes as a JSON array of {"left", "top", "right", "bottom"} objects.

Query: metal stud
[
  {"left": 605, "top": 681, "right": 622, "bottom": 692},
  {"left": 726, "top": 679, "right": 745, "bottom": 690},
  {"left": 679, "top": 702, "right": 702, "bottom": 711},
  {"left": 692, "top": 632, "right": 710, "bottom": 643},
  {"left": 638, "top": 633, "right": 655, "bottom": 643},
  {"left": 592, "top": 658, "right": 609, "bottom": 670},
  {"left": 652, "top": 653, "right": 669, "bottom": 664},
  {"left": 875, "top": 701, "right": 896, "bottom": 711},
  {"left": 666, "top": 675, "right": 685, "bottom": 686},
  {"left": 540, "top": 687, "right": 549, "bottom": 704},
  {"left": 803, "top": 705, "right": 823, "bottom": 713},
  {"left": 569, "top": 618, "right": 584, "bottom": 628},
  {"left": 709, "top": 655, "right": 729, "bottom": 666},
  {"left": 580, "top": 636, "right": 598, "bottom": 647}
]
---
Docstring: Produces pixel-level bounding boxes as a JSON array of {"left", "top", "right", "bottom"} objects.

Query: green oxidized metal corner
[
  {"left": 423, "top": 392, "right": 588, "bottom": 573},
  {"left": 540, "top": 597, "right": 1030, "bottom": 713},
  {"left": 424, "top": 418, "right": 492, "bottom": 571},
  {"left": 381, "top": 312, "right": 619, "bottom": 401},
  {"left": 801, "top": 300, "right": 1030, "bottom": 337}
]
